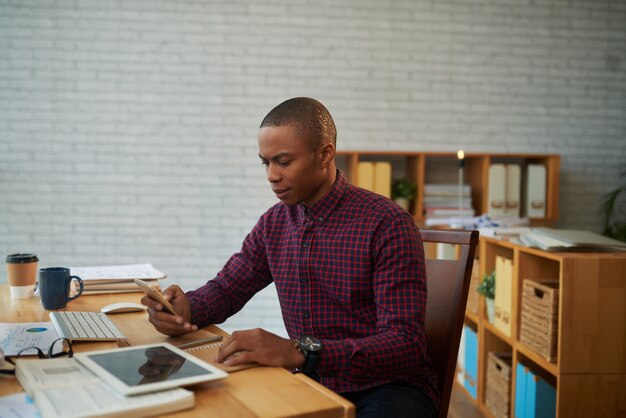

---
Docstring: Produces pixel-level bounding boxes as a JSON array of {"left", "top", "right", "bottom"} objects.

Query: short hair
[{"left": 260, "top": 97, "right": 337, "bottom": 150}]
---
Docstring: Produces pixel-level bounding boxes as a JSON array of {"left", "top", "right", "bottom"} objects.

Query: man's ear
[{"left": 319, "top": 142, "right": 335, "bottom": 168}]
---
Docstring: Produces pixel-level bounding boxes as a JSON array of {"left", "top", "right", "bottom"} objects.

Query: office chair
[{"left": 419, "top": 228, "right": 479, "bottom": 418}]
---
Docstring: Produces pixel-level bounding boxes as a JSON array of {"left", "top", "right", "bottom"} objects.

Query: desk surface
[{"left": 0, "top": 285, "right": 354, "bottom": 418}]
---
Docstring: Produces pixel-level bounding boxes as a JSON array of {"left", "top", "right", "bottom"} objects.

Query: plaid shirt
[{"left": 187, "top": 171, "right": 438, "bottom": 406}]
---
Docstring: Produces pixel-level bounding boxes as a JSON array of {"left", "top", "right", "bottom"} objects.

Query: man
[{"left": 142, "top": 97, "right": 438, "bottom": 417}]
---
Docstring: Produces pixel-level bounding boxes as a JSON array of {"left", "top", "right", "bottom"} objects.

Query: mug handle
[{"left": 67, "top": 276, "right": 84, "bottom": 301}]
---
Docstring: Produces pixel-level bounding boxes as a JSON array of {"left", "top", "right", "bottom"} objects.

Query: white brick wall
[{"left": 1, "top": 0, "right": 625, "bottom": 336}]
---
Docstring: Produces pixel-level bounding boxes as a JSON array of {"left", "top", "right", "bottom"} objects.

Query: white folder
[
  {"left": 504, "top": 164, "right": 521, "bottom": 217},
  {"left": 494, "top": 256, "right": 513, "bottom": 337},
  {"left": 488, "top": 164, "right": 506, "bottom": 216},
  {"left": 526, "top": 164, "right": 547, "bottom": 218}
]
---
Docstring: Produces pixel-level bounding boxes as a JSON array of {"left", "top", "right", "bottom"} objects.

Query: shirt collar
[{"left": 297, "top": 170, "right": 347, "bottom": 225}]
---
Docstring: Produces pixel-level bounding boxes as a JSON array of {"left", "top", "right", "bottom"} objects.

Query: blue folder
[{"left": 463, "top": 326, "right": 478, "bottom": 399}]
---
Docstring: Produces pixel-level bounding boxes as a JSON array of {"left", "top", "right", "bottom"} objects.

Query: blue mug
[{"left": 39, "top": 267, "right": 84, "bottom": 310}]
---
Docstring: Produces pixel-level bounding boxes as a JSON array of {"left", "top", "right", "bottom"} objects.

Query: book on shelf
[
  {"left": 423, "top": 196, "right": 471, "bottom": 205},
  {"left": 15, "top": 357, "right": 194, "bottom": 418},
  {"left": 424, "top": 184, "right": 471, "bottom": 195},
  {"left": 424, "top": 207, "right": 474, "bottom": 216},
  {"left": 423, "top": 183, "right": 474, "bottom": 223},
  {"left": 424, "top": 216, "right": 479, "bottom": 228},
  {"left": 69, "top": 264, "right": 166, "bottom": 294}
]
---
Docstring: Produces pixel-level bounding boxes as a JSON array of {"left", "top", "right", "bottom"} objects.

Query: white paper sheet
[
  {"left": 0, "top": 393, "right": 40, "bottom": 418},
  {"left": 0, "top": 323, "right": 60, "bottom": 356}
]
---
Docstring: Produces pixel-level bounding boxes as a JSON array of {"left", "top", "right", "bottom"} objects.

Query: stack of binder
[{"left": 69, "top": 264, "right": 167, "bottom": 294}]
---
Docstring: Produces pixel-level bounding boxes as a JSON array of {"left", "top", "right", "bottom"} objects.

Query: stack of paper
[
  {"left": 519, "top": 228, "right": 626, "bottom": 252},
  {"left": 69, "top": 264, "right": 167, "bottom": 294}
]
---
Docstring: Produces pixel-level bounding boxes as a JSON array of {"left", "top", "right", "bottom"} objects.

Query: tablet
[{"left": 75, "top": 343, "right": 228, "bottom": 396}]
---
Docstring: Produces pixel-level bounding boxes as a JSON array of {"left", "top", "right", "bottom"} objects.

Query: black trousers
[{"left": 340, "top": 381, "right": 436, "bottom": 418}]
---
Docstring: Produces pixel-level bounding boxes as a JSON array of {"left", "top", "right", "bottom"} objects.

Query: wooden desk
[{"left": 0, "top": 285, "right": 354, "bottom": 418}]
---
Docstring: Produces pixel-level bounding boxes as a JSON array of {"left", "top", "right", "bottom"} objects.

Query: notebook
[
  {"left": 49, "top": 311, "right": 126, "bottom": 341},
  {"left": 118, "top": 328, "right": 256, "bottom": 373}
]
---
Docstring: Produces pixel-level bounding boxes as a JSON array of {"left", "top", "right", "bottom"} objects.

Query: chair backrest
[{"left": 419, "top": 228, "right": 479, "bottom": 418}]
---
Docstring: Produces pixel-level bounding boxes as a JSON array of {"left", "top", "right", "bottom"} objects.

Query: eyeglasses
[
  {"left": 17, "top": 337, "right": 73, "bottom": 359},
  {"left": 0, "top": 338, "right": 73, "bottom": 375}
]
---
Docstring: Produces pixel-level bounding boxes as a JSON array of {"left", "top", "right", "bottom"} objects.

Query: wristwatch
[{"left": 294, "top": 335, "right": 322, "bottom": 374}]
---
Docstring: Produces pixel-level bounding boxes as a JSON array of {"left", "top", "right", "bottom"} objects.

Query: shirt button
[
  {"left": 302, "top": 242, "right": 310, "bottom": 248},
  {"left": 318, "top": 217, "right": 324, "bottom": 222},
  {"left": 303, "top": 311, "right": 310, "bottom": 319},
  {"left": 301, "top": 278, "right": 308, "bottom": 284}
]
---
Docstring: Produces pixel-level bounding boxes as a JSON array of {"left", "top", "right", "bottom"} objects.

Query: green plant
[
  {"left": 391, "top": 178, "right": 417, "bottom": 200},
  {"left": 599, "top": 168, "right": 626, "bottom": 243},
  {"left": 477, "top": 271, "right": 495, "bottom": 299}
]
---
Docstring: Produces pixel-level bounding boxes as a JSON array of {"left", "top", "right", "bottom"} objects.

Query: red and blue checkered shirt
[{"left": 187, "top": 171, "right": 438, "bottom": 406}]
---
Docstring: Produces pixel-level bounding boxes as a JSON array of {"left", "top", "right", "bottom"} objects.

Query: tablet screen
[{"left": 76, "top": 343, "right": 227, "bottom": 395}]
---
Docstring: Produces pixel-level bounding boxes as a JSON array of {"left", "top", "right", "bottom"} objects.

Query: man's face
[{"left": 258, "top": 125, "right": 328, "bottom": 207}]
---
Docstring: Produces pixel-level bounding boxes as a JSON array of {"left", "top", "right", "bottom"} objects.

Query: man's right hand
[{"left": 141, "top": 285, "right": 198, "bottom": 336}]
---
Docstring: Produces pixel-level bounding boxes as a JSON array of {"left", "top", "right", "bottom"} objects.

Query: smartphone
[{"left": 134, "top": 279, "right": 177, "bottom": 315}]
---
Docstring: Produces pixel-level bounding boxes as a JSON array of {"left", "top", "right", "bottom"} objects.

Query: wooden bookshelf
[
  {"left": 335, "top": 151, "right": 560, "bottom": 226},
  {"left": 466, "top": 237, "right": 626, "bottom": 418}
]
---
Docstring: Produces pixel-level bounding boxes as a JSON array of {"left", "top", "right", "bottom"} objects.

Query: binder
[
  {"left": 494, "top": 255, "right": 513, "bottom": 337},
  {"left": 525, "top": 368, "right": 557, "bottom": 418},
  {"left": 356, "top": 162, "right": 375, "bottom": 192},
  {"left": 373, "top": 161, "right": 392, "bottom": 198},
  {"left": 515, "top": 363, "right": 527, "bottom": 418},
  {"left": 488, "top": 164, "right": 506, "bottom": 215},
  {"left": 515, "top": 363, "right": 557, "bottom": 418},
  {"left": 464, "top": 325, "right": 478, "bottom": 399},
  {"left": 526, "top": 164, "right": 547, "bottom": 218},
  {"left": 505, "top": 164, "right": 521, "bottom": 217}
]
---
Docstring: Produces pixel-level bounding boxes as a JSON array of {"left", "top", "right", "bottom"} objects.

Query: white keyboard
[{"left": 49, "top": 311, "right": 126, "bottom": 341}]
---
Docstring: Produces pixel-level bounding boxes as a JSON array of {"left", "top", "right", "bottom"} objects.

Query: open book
[{"left": 15, "top": 357, "right": 194, "bottom": 418}]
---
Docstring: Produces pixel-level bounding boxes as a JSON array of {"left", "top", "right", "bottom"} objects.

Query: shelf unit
[
  {"left": 335, "top": 151, "right": 560, "bottom": 226},
  {"left": 463, "top": 237, "right": 626, "bottom": 418}
]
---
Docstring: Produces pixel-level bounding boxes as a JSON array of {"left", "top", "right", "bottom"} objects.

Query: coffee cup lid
[{"left": 6, "top": 253, "right": 39, "bottom": 263}]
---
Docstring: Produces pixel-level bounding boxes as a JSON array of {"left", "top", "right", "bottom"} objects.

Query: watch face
[{"left": 299, "top": 336, "right": 321, "bottom": 352}]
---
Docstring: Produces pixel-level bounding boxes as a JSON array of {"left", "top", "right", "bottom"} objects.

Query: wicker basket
[
  {"left": 519, "top": 279, "right": 559, "bottom": 362},
  {"left": 485, "top": 352, "right": 512, "bottom": 418}
]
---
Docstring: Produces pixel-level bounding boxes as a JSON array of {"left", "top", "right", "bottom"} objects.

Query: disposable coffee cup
[{"left": 6, "top": 253, "right": 39, "bottom": 299}]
